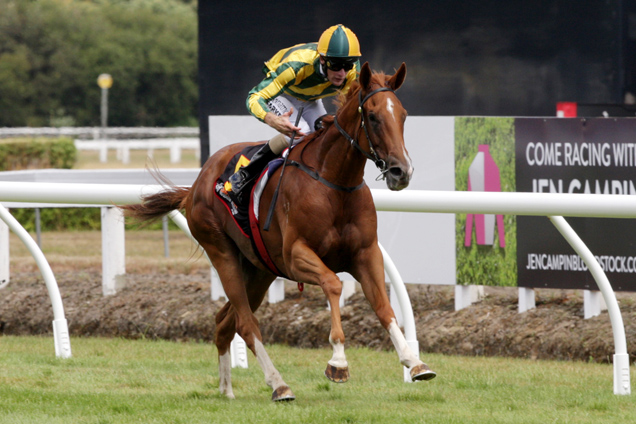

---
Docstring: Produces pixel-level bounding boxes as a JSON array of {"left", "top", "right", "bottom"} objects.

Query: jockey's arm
[
  {"left": 246, "top": 66, "right": 295, "bottom": 120},
  {"left": 246, "top": 65, "right": 306, "bottom": 137}
]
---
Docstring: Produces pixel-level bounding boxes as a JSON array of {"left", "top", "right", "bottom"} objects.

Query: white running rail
[{"left": 0, "top": 183, "right": 632, "bottom": 394}]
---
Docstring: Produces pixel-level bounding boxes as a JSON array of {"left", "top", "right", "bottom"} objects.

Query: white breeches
[{"left": 267, "top": 94, "right": 327, "bottom": 146}]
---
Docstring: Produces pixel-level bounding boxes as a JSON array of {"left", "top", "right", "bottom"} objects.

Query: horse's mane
[
  {"left": 301, "top": 70, "right": 389, "bottom": 144},
  {"left": 334, "top": 70, "right": 389, "bottom": 109}
]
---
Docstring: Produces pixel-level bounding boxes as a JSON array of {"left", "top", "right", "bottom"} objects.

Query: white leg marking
[
  {"left": 386, "top": 98, "right": 396, "bottom": 121},
  {"left": 218, "top": 351, "right": 235, "bottom": 399},
  {"left": 388, "top": 318, "right": 421, "bottom": 368},
  {"left": 327, "top": 335, "right": 348, "bottom": 368},
  {"left": 253, "top": 337, "right": 287, "bottom": 390}
]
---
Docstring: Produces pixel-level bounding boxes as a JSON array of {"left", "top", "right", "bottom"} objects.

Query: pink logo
[{"left": 464, "top": 145, "right": 506, "bottom": 247}]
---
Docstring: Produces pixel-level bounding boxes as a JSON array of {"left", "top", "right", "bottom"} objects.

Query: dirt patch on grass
[{"left": 1, "top": 270, "right": 635, "bottom": 364}]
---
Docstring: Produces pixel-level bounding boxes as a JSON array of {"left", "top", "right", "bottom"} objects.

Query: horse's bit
[{"left": 333, "top": 86, "right": 395, "bottom": 180}]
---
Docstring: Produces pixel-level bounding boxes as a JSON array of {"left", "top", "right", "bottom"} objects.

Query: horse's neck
[{"left": 311, "top": 108, "right": 367, "bottom": 187}]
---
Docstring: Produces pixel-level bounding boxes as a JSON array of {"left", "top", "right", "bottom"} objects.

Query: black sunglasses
[{"left": 325, "top": 58, "right": 356, "bottom": 72}]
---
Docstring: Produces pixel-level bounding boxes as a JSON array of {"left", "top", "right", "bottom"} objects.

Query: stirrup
[
  {"left": 229, "top": 169, "right": 248, "bottom": 190},
  {"left": 227, "top": 170, "right": 252, "bottom": 205}
]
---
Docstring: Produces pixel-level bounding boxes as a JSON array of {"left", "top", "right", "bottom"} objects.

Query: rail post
[
  {"left": 549, "top": 216, "right": 630, "bottom": 395},
  {"left": 0, "top": 215, "right": 9, "bottom": 289},
  {"left": 0, "top": 204, "right": 71, "bottom": 358},
  {"left": 101, "top": 206, "right": 126, "bottom": 296}
]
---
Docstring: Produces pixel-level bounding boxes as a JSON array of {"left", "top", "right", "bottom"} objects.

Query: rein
[
  {"left": 287, "top": 160, "right": 365, "bottom": 193},
  {"left": 333, "top": 86, "right": 394, "bottom": 180}
]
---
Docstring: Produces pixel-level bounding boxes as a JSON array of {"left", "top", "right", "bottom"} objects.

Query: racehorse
[{"left": 120, "top": 62, "right": 436, "bottom": 402}]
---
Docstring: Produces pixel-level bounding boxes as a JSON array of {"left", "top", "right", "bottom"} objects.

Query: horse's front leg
[
  {"left": 352, "top": 244, "right": 437, "bottom": 382},
  {"left": 289, "top": 241, "right": 350, "bottom": 382}
]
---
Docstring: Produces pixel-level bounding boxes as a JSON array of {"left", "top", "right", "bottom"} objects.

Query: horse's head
[{"left": 355, "top": 62, "right": 413, "bottom": 191}]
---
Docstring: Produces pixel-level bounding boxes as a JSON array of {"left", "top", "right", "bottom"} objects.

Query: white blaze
[{"left": 386, "top": 98, "right": 396, "bottom": 121}]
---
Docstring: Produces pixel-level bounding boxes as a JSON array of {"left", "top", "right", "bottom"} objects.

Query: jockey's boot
[{"left": 227, "top": 142, "right": 279, "bottom": 205}]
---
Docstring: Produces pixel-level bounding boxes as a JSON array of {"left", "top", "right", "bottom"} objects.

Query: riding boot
[{"left": 227, "top": 142, "right": 279, "bottom": 205}]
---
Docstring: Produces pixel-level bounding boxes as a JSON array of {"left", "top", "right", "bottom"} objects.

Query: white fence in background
[
  {"left": 1, "top": 126, "right": 201, "bottom": 164},
  {"left": 0, "top": 183, "right": 632, "bottom": 394},
  {"left": 74, "top": 138, "right": 200, "bottom": 164},
  {"left": 0, "top": 168, "right": 200, "bottom": 185},
  {"left": 0, "top": 126, "right": 198, "bottom": 139}
]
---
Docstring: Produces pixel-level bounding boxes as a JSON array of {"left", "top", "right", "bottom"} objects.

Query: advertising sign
[
  {"left": 515, "top": 118, "right": 636, "bottom": 291},
  {"left": 455, "top": 117, "right": 517, "bottom": 287}
]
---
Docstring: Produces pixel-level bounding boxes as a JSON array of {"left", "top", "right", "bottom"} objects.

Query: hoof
[
  {"left": 325, "top": 364, "right": 350, "bottom": 383},
  {"left": 410, "top": 363, "right": 437, "bottom": 381},
  {"left": 221, "top": 391, "right": 235, "bottom": 400},
  {"left": 272, "top": 385, "right": 295, "bottom": 402}
]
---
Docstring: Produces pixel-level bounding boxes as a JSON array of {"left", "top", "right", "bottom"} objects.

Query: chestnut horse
[{"left": 121, "top": 62, "right": 436, "bottom": 402}]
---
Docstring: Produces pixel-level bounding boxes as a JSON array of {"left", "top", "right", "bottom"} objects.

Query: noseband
[{"left": 333, "top": 86, "right": 394, "bottom": 180}]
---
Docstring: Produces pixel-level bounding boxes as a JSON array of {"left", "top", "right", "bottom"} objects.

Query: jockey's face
[
  {"left": 321, "top": 57, "right": 347, "bottom": 87},
  {"left": 327, "top": 67, "right": 347, "bottom": 87}
]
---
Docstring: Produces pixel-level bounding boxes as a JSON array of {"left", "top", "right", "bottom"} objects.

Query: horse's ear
[
  {"left": 387, "top": 62, "right": 407, "bottom": 91},
  {"left": 359, "top": 62, "right": 372, "bottom": 88}
]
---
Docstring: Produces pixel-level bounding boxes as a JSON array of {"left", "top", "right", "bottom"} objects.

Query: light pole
[{"left": 97, "top": 74, "right": 113, "bottom": 138}]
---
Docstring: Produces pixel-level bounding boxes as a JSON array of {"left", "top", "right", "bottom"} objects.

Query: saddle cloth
[{"left": 214, "top": 144, "right": 286, "bottom": 276}]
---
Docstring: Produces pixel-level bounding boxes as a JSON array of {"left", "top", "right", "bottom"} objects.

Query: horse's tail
[
  {"left": 119, "top": 166, "right": 190, "bottom": 224},
  {"left": 121, "top": 186, "right": 190, "bottom": 223}
]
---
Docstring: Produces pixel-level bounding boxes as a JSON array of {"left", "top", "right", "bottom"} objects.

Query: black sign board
[{"left": 515, "top": 118, "right": 636, "bottom": 291}]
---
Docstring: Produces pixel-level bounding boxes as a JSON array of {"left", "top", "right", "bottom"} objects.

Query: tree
[{"left": 0, "top": 0, "right": 198, "bottom": 127}]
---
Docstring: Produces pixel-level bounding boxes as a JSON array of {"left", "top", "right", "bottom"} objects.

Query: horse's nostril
[{"left": 389, "top": 167, "right": 403, "bottom": 177}]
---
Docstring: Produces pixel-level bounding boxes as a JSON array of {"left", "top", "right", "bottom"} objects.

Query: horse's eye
[{"left": 368, "top": 113, "right": 379, "bottom": 124}]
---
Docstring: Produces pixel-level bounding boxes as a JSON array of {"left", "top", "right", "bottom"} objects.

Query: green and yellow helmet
[{"left": 317, "top": 24, "right": 361, "bottom": 59}]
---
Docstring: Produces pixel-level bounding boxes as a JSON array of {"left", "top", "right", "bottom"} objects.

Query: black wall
[{"left": 199, "top": 0, "right": 635, "bottom": 161}]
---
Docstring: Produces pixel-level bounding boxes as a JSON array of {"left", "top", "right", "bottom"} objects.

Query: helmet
[{"left": 317, "top": 24, "right": 361, "bottom": 58}]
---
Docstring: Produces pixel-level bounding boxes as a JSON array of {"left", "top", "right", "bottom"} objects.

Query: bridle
[
  {"left": 333, "top": 86, "right": 394, "bottom": 180},
  {"left": 266, "top": 85, "right": 397, "bottom": 231},
  {"left": 283, "top": 85, "right": 396, "bottom": 197}
]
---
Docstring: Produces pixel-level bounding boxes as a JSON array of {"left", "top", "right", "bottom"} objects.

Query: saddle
[
  {"left": 214, "top": 142, "right": 365, "bottom": 278},
  {"left": 214, "top": 144, "right": 286, "bottom": 276}
]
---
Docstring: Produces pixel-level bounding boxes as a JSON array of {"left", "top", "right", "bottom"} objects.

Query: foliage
[
  {"left": 10, "top": 207, "right": 177, "bottom": 232},
  {"left": 0, "top": 0, "right": 197, "bottom": 127},
  {"left": 455, "top": 117, "right": 517, "bottom": 286},
  {"left": 9, "top": 208, "right": 101, "bottom": 232},
  {"left": 0, "top": 137, "right": 77, "bottom": 171}
]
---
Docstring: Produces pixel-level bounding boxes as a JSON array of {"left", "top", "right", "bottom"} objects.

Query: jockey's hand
[{"left": 264, "top": 110, "right": 306, "bottom": 138}]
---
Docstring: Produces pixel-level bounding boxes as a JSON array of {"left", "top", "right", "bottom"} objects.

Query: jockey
[{"left": 227, "top": 24, "right": 362, "bottom": 204}]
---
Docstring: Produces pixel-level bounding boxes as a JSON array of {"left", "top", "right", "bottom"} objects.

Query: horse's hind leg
[
  {"left": 208, "top": 246, "right": 294, "bottom": 401},
  {"left": 242, "top": 268, "right": 295, "bottom": 401},
  {"left": 353, "top": 245, "right": 436, "bottom": 382},
  {"left": 215, "top": 302, "right": 236, "bottom": 399}
]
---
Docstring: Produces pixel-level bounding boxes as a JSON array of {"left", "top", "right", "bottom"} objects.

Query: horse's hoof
[
  {"left": 272, "top": 385, "right": 295, "bottom": 402},
  {"left": 222, "top": 391, "right": 235, "bottom": 400},
  {"left": 325, "top": 364, "right": 350, "bottom": 383},
  {"left": 410, "top": 363, "right": 437, "bottom": 381}
]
